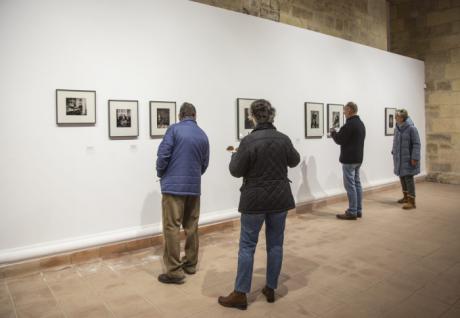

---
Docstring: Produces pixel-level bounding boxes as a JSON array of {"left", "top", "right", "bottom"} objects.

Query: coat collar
[
  {"left": 346, "top": 115, "right": 359, "bottom": 122},
  {"left": 253, "top": 122, "right": 276, "bottom": 132}
]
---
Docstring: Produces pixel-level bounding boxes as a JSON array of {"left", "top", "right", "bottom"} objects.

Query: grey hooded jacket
[{"left": 392, "top": 118, "right": 421, "bottom": 176}]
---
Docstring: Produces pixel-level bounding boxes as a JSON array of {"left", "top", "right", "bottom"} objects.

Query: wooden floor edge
[{"left": 0, "top": 177, "right": 426, "bottom": 278}]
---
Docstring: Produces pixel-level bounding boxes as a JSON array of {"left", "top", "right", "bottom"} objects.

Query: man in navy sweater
[
  {"left": 156, "top": 102, "right": 209, "bottom": 284},
  {"left": 330, "top": 102, "right": 366, "bottom": 220}
]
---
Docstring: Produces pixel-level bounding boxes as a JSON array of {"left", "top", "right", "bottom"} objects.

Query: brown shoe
[
  {"left": 183, "top": 266, "right": 196, "bottom": 275},
  {"left": 336, "top": 212, "right": 357, "bottom": 220},
  {"left": 397, "top": 191, "right": 408, "bottom": 204},
  {"left": 262, "top": 286, "right": 275, "bottom": 303},
  {"left": 402, "top": 195, "right": 416, "bottom": 210},
  {"left": 218, "top": 291, "right": 247, "bottom": 310},
  {"left": 158, "top": 274, "right": 185, "bottom": 284}
]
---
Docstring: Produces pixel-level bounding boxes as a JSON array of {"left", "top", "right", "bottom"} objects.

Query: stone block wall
[
  {"left": 390, "top": 0, "right": 460, "bottom": 184},
  {"left": 191, "top": 0, "right": 389, "bottom": 50}
]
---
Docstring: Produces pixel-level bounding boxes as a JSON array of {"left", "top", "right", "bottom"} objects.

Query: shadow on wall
[
  {"left": 296, "top": 156, "right": 326, "bottom": 203},
  {"left": 141, "top": 190, "right": 162, "bottom": 226}
]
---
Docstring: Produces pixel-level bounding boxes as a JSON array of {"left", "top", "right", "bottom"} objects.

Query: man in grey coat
[{"left": 392, "top": 109, "right": 421, "bottom": 209}]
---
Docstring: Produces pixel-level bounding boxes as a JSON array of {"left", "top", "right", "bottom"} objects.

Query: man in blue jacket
[{"left": 156, "top": 102, "right": 209, "bottom": 284}]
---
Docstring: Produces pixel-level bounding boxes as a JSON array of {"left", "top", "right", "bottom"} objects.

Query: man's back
[
  {"left": 157, "top": 119, "right": 209, "bottom": 196},
  {"left": 332, "top": 115, "right": 366, "bottom": 164}
]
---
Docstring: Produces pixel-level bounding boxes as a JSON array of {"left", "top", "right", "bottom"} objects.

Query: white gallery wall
[{"left": 0, "top": 0, "right": 426, "bottom": 263}]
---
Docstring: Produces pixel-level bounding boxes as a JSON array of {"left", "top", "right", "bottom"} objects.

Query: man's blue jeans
[
  {"left": 235, "top": 211, "right": 287, "bottom": 293},
  {"left": 342, "top": 163, "right": 362, "bottom": 216}
]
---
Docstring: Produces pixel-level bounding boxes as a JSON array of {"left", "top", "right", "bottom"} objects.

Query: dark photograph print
[
  {"left": 157, "top": 108, "right": 170, "bottom": 128},
  {"left": 389, "top": 114, "right": 394, "bottom": 128},
  {"left": 311, "top": 110, "right": 319, "bottom": 128},
  {"left": 244, "top": 108, "right": 254, "bottom": 129},
  {"left": 332, "top": 111, "right": 340, "bottom": 128},
  {"left": 66, "top": 97, "right": 87, "bottom": 115},
  {"left": 116, "top": 109, "right": 131, "bottom": 128}
]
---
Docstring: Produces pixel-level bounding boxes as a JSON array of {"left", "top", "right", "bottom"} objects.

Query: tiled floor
[{"left": 1, "top": 182, "right": 460, "bottom": 318}]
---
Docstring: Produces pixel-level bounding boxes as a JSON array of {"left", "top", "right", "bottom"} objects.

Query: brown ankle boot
[
  {"left": 402, "top": 195, "right": 416, "bottom": 209},
  {"left": 397, "top": 191, "right": 408, "bottom": 204},
  {"left": 218, "top": 291, "right": 247, "bottom": 310}
]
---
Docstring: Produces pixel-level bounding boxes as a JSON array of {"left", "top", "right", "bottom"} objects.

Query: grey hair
[
  {"left": 396, "top": 109, "right": 409, "bottom": 121},
  {"left": 345, "top": 101, "right": 358, "bottom": 114},
  {"left": 250, "top": 99, "right": 276, "bottom": 124},
  {"left": 179, "top": 102, "right": 196, "bottom": 120}
]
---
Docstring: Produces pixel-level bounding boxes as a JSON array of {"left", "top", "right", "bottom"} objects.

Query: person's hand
[
  {"left": 411, "top": 159, "right": 417, "bottom": 167},
  {"left": 226, "top": 146, "right": 238, "bottom": 153}
]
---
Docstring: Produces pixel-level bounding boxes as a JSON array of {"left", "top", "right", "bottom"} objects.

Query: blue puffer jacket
[
  {"left": 392, "top": 118, "right": 421, "bottom": 177},
  {"left": 156, "top": 119, "right": 209, "bottom": 196}
]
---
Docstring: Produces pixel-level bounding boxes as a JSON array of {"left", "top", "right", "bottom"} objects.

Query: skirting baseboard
[{"left": 0, "top": 175, "right": 426, "bottom": 278}]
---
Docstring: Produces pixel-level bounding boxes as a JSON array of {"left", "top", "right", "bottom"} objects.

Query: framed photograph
[
  {"left": 305, "top": 102, "right": 324, "bottom": 138},
  {"left": 237, "top": 98, "right": 257, "bottom": 140},
  {"left": 108, "top": 100, "right": 139, "bottom": 138},
  {"left": 56, "top": 89, "right": 96, "bottom": 125},
  {"left": 385, "top": 108, "right": 397, "bottom": 136},
  {"left": 327, "top": 104, "right": 344, "bottom": 137},
  {"left": 150, "top": 101, "right": 176, "bottom": 138}
]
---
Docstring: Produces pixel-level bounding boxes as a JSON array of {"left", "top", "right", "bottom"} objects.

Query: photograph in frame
[
  {"left": 327, "top": 104, "right": 344, "bottom": 137},
  {"left": 385, "top": 107, "right": 397, "bottom": 136},
  {"left": 108, "top": 100, "right": 139, "bottom": 138},
  {"left": 305, "top": 102, "right": 324, "bottom": 138},
  {"left": 237, "top": 98, "right": 257, "bottom": 140},
  {"left": 56, "top": 89, "right": 96, "bottom": 125},
  {"left": 150, "top": 101, "right": 176, "bottom": 138}
]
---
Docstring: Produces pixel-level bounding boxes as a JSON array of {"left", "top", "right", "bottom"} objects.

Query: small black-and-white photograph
[
  {"left": 332, "top": 111, "right": 340, "bottom": 128},
  {"left": 116, "top": 109, "right": 131, "bottom": 128},
  {"left": 389, "top": 114, "right": 394, "bottom": 128},
  {"left": 66, "top": 97, "right": 87, "bottom": 115},
  {"left": 244, "top": 108, "right": 255, "bottom": 129},
  {"left": 157, "top": 108, "right": 170, "bottom": 128},
  {"left": 311, "top": 110, "right": 319, "bottom": 128}
]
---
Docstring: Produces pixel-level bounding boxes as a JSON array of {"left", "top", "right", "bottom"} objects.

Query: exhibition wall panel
[{"left": 0, "top": 0, "right": 425, "bottom": 262}]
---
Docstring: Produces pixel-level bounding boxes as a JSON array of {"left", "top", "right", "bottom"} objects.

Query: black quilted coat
[{"left": 229, "top": 123, "right": 300, "bottom": 214}]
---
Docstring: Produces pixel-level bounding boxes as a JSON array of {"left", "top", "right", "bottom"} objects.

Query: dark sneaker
[
  {"left": 218, "top": 291, "right": 247, "bottom": 310},
  {"left": 262, "top": 286, "right": 275, "bottom": 303},
  {"left": 336, "top": 212, "right": 357, "bottom": 220},
  {"left": 158, "top": 274, "right": 185, "bottom": 284},
  {"left": 357, "top": 212, "right": 362, "bottom": 218},
  {"left": 183, "top": 266, "right": 196, "bottom": 275}
]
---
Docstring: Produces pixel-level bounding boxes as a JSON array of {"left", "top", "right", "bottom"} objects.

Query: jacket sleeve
[
  {"left": 287, "top": 139, "right": 301, "bottom": 168},
  {"left": 331, "top": 123, "right": 351, "bottom": 145},
  {"left": 410, "top": 126, "right": 421, "bottom": 161},
  {"left": 201, "top": 136, "right": 210, "bottom": 175},
  {"left": 229, "top": 139, "right": 250, "bottom": 178},
  {"left": 156, "top": 126, "right": 174, "bottom": 178}
]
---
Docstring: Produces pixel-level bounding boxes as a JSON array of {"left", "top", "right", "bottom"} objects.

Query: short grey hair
[
  {"left": 179, "top": 102, "right": 196, "bottom": 120},
  {"left": 250, "top": 99, "right": 276, "bottom": 124},
  {"left": 345, "top": 102, "right": 358, "bottom": 114},
  {"left": 396, "top": 109, "right": 409, "bottom": 121}
]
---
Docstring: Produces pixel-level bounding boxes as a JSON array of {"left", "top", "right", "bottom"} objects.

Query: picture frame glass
[
  {"left": 237, "top": 98, "right": 257, "bottom": 140},
  {"left": 109, "top": 100, "right": 138, "bottom": 138},
  {"left": 327, "top": 104, "right": 344, "bottom": 137},
  {"left": 385, "top": 108, "right": 397, "bottom": 136},
  {"left": 56, "top": 89, "right": 96, "bottom": 124},
  {"left": 150, "top": 101, "right": 176, "bottom": 137},
  {"left": 305, "top": 102, "right": 324, "bottom": 138}
]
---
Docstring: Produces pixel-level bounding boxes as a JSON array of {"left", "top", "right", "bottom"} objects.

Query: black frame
[
  {"left": 237, "top": 97, "right": 257, "bottom": 141},
  {"left": 327, "top": 103, "right": 344, "bottom": 138},
  {"left": 56, "top": 89, "right": 96, "bottom": 125},
  {"left": 149, "top": 101, "right": 177, "bottom": 138},
  {"left": 304, "top": 102, "right": 324, "bottom": 139},
  {"left": 385, "top": 107, "right": 397, "bottom": 136},
  {"left": 108, "top": 99, "right": 139, "bottom": 139}
]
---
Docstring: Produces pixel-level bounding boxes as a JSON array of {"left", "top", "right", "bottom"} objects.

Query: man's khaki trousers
[{"left": 162, "top": 194, "right": 200, "bottom": 278}]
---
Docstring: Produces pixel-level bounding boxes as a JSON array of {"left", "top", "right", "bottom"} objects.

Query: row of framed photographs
[
  {"left": 57, "top": 90, "right": 399, "bottom": 139},
  {"left": 56, "top": 89, "right": 176, "bottom": 138}
]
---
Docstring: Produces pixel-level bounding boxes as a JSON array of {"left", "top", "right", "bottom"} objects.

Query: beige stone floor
[{"left": 1, "top": 182, "right": 460, "bottom": 318}]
